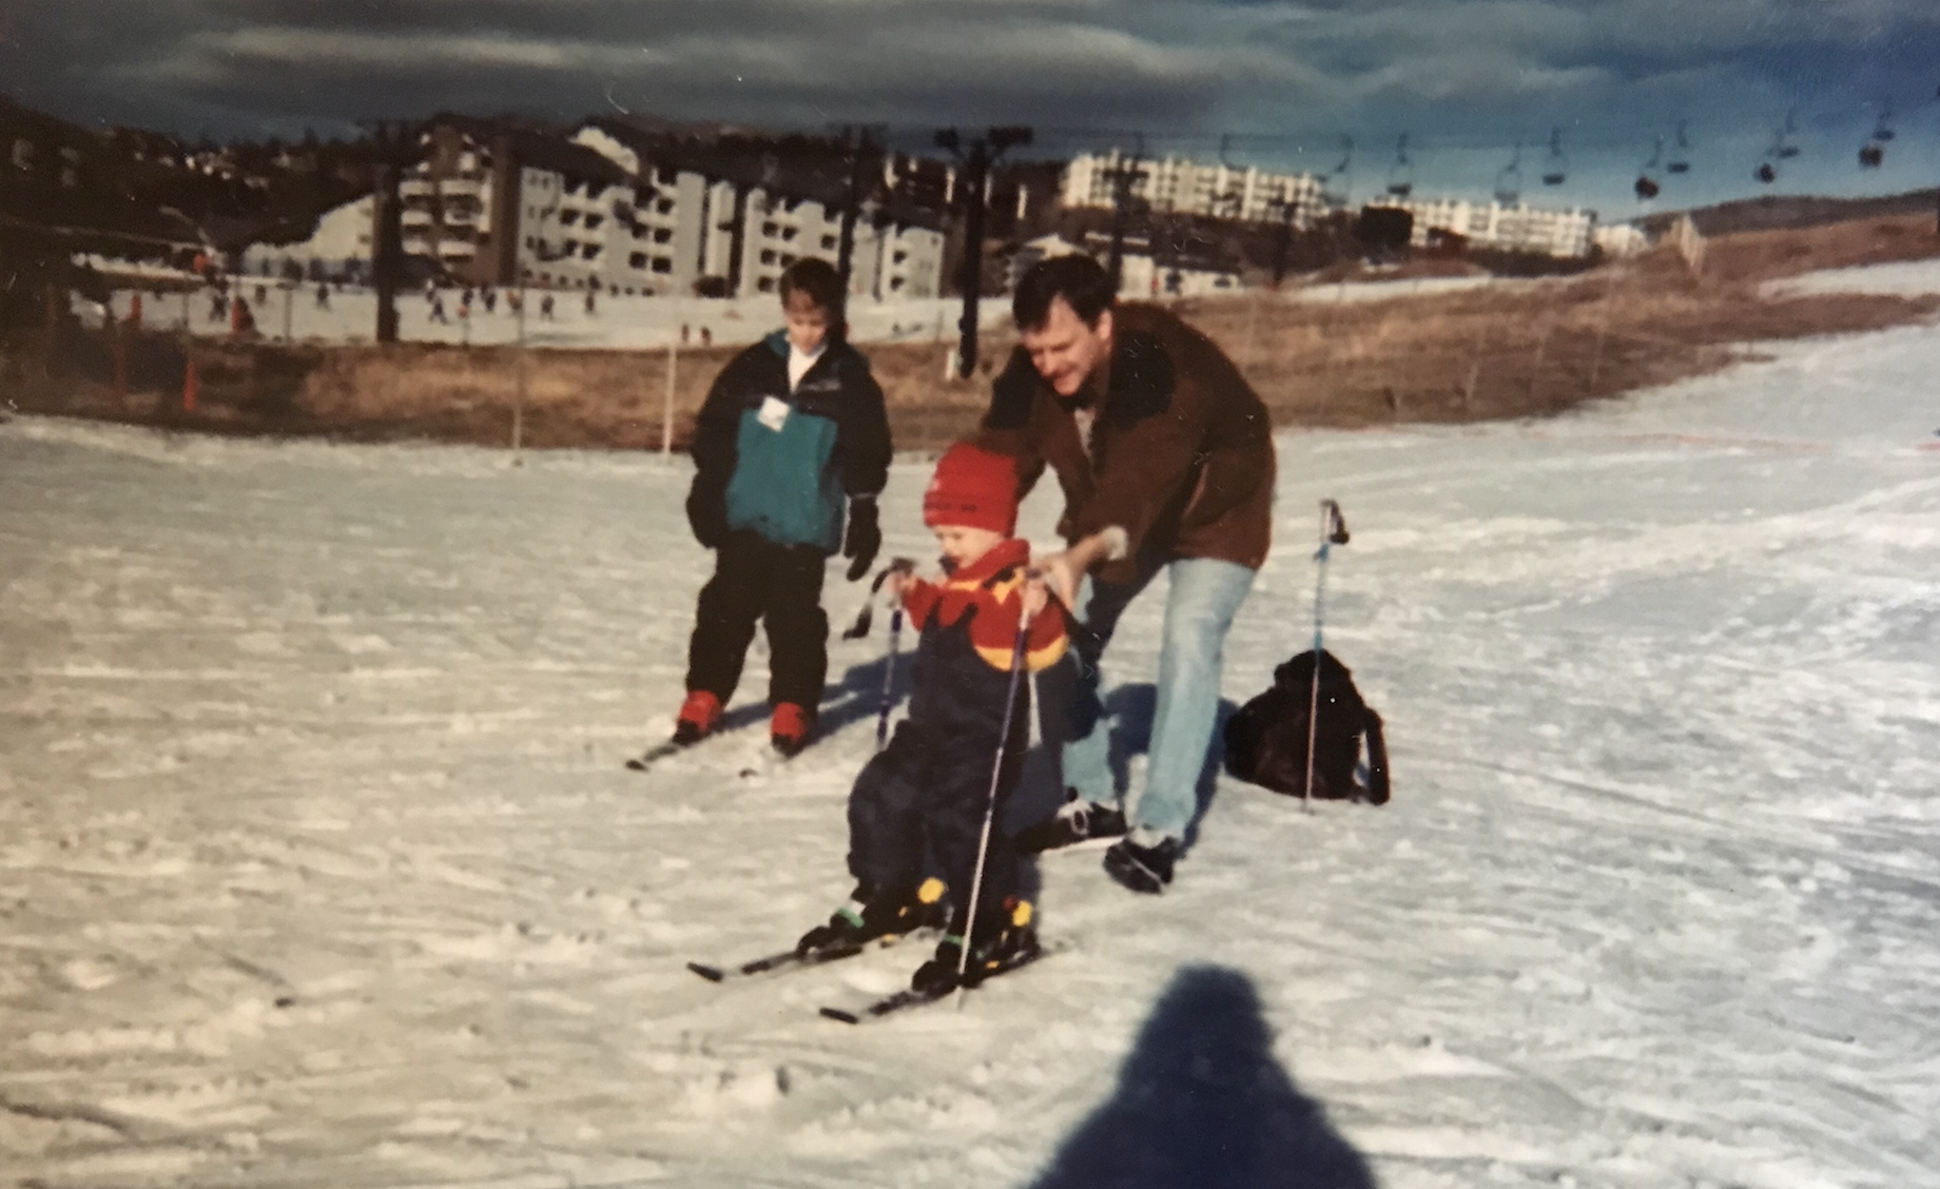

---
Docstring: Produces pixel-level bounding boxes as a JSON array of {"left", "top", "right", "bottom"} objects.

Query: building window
[
  {"left": 560, "top": 210, "right": 580, "bottom": 226},
  {"left": 583, "top": 213, "right": 604, "bottom": 231},
  {"left": 821, "top": 235, "right": 837, "bottom": 250},
  {"left": 757, "top": 277, "right": 775, "bottom": 293},
  {"left": 781, "top": 227, "right": 797, "bottom": 242},
  {"left": 759, "top": 249, "right": 776, "bottom": 265},
  {"left": 892, "top": 250, "right": 907, "bottom": 265},
  {"left": 653, "top": 228, "right": 672, "bottom": 244},
  {"left": 630, "top": 252, "right": 648, "bottom": 269},
  {"left": 582, "top": 244, "right": 601, "bottom": 260},
  {"left": 656, "top": 198, "right": 674, "bottom": 215},
  {"left": 762, "top": 221, "right": 779, "bottom": 237},
  {"left": 651, "top": 257, "right": 672, "bottom": 274}
]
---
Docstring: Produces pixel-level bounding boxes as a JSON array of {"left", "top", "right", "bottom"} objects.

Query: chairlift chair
[
  {"left": 1775, "top": 108, "right": 1800, "bottom": 159},
  {"left": 1666, "top": 119, "right": 1692, "bottom": 174},
  {"left": 1873, "top": 100, "right": 1896, "bottom": 142},
  {"left": 1385, "top": 133, "right": 1413, "bottom": 198},
  {"left": 1755, "top": 160, "right": 1778, "bottom": 185},
  {"left": 1320, "top": 136, "right": 1353, "bottom": 209},
  {"left": 1493, "top": 142, "right": 1523, "bottom": 205},
  {"left": 1541, "top": 126, "right": 1568, "bottom": 186},
  {"left": 1859, "top": 142, "right": 1885, "bottom": 169},
  {"left": 1634, "top": 136, "right": 1663, "bottom": 201}
]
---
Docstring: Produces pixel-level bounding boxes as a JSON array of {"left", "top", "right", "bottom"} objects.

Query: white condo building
[
  {"left": 1062, "top": 150, "right": 1325, "bottom": 226},
  {"left": 574, "top": 121, "right": 946, "bottom": 300},
  {"left": 1367, "top": 195, "right": 1598, "bottom": 259}
]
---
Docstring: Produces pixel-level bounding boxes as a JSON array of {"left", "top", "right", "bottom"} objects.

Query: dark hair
[
  {"left": 778, "top": 257, "right": 845, "bottom": 320},
  {"left": 1013, "top": 253, "right": 1115, "bottom": 330}
]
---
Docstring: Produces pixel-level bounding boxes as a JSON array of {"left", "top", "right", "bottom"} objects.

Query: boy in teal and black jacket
[{"left": 674, "top": 258, "right": 891, "bottom": 756}]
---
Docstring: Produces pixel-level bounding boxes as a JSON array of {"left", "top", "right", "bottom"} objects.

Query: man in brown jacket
[{"left": 980, "top": 254, "right": 1276, "bottom": 893}]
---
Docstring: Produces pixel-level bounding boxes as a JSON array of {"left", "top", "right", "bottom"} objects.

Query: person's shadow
[
  {"left": 819, "top": 647, "right": 918, "bottom": 740},
  {"left": 1026, "top": 965, "right": 1377, "bottom": 1189}
]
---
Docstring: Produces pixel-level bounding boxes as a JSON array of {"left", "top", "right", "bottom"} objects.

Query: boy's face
[
  {"left": 932, "top": 524, "right": 1007, "bottom": 569},
  {"left": 783, "top": 290, "right": 830, "bottom": 354}
]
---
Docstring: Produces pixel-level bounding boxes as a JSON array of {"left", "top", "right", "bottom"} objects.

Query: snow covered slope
[{"left": 3, "top": 314, "right": 1938, "bottom": 1188}]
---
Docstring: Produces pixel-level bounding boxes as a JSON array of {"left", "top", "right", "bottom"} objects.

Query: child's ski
[
  {"left": 818, "top": 944, "right": 1057, "bottom": 1024},
  {"left": 686, "top": 931, "right": 925, "bottom": 983},
  {"left": 624, "top": 739, "right": 689, "bottom": 771}
]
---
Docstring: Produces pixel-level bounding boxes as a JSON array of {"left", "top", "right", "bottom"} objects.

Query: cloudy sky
[{"left": 6, "top": 0, "right": 1939, "bottom": 215}]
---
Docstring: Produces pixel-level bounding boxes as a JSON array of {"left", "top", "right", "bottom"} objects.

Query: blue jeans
[{"left": 1051, "top": 557, "right": 1256, "bottom": 840}]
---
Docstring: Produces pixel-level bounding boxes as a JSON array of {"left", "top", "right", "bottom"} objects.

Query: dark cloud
[{"left": 7, "top": 1, "right": 1938, "bottom": 210}]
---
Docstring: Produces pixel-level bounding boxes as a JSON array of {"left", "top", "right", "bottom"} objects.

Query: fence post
[
  {"left": 1528, "top": 320, "right": 1553, "bottom": 405},
  {"left": 1588, "top": 265, "right": 1619, "bottom": 388},
  {"left": 1461, "top": 318, "right": 1486, "bottom": 409},
  {"left": 661, "top": 336, "right": 678, "bottom": 457}
]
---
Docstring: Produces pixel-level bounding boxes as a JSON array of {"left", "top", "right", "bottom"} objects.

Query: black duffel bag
[{"left": 1223, "top": 648, "right": 1389, "bottom": 804}]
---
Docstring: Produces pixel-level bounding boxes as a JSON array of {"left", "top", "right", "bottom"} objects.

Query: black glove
[
  {"left": 686, "top": 485, "right": 727, "bottom": 549},
  {"left": 842, "top": 496, "right": 881, "bottom": 582}
]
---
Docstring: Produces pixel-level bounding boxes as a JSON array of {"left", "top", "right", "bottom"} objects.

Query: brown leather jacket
[{"left": 977, "top": 302, "right": 1275, "bottom": 585}]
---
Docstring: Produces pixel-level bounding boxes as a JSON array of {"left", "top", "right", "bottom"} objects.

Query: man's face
[
  {"left": 1020, "top": 297, "right": 1113, "bottom": 399},
  {"left": 784, "top": 291, "right": 830, "bottom": 354}
]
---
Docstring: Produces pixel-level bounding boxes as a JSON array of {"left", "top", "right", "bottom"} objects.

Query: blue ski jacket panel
[{"left": 689, "top": 331, "right": 891, "bottom": 554}]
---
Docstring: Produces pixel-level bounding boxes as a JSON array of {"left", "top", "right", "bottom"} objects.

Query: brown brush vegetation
[{"left": 7, "top": 213, "right": 1939, "bottom": 452}]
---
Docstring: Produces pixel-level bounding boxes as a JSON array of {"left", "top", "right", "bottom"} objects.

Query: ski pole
[
  {"left": 1305, "top": 499, "right": 1350, "bottom": 812},
  {"left": 875, "top": 606, "right": 903, "bottom": 752},
  {"left": 955, "top": 610, "right": 1034, "bottom": 1006}
]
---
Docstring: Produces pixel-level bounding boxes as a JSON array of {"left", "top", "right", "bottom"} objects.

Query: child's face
[
  {"left": 783, "top": 291, "right": 830, "bottom": 354},
  {"left": 932, "top": 524, "right": 1007, "bottom": 569}
]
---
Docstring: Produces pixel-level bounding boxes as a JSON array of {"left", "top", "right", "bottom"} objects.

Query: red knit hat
[{"left": 923, "top": 443, "right": 1019, "bottom": 535}]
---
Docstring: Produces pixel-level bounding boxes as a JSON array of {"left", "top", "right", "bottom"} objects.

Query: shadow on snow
[{"left": 1027, "top": 964, "right": 1376, "bottom": 1189}]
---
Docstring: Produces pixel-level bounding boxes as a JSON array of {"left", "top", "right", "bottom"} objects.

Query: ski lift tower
[
  {"left": 935, "top": 124, "right": 1033, "bottom": 379},
  {"left": 357, "top": 118, "right": 425, "bottom": 345}
]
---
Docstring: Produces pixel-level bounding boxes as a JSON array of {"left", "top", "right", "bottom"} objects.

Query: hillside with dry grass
[{"left": 7, "top": 213, "right": 1939, "bottom": 451}]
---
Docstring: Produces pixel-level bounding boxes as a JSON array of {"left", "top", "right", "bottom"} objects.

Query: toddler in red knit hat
[{"left": 796, "top": 442, "right": 1067, "bottom": 996}]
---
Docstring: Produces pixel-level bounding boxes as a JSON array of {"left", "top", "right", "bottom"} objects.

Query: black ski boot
[
  {"left": 1014, "top": 789, "right": 1128, "bottom": 853},
  {"left": 796, "top": 878, "right": 945, "bottom": 955},
  {"left": 910, "top": 898, "right": 1040, "bottom": 995},
  {"left": 1103, "top": 833, "right": 1181, "bottom": 894}
]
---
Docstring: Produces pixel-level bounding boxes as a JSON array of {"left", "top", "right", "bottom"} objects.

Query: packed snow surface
[
  {"left": 1766, "top": 256, "right": 1940, "bottom": 298},
  {"left": 3, "top": 313, "right": 1938, "bottom": 1188}
]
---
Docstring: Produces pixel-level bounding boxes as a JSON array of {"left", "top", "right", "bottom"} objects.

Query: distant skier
[
  {"left": 584, "top": 288, "right": 597, "bottom": 316},
  {"left": 208, "top": 289, "right": 227, "bottom": 322},
  {"left": 315, "top": 283, "right": 330, "bottom": 310},
  {"left": 671, "top": 258, "right": 889, "bottom": 757},
  {"left": 540, "top": 294, "right": 555, "bottom": 321},
  {"left": 482, "top": 287, "right": 496, "bottom": 314},
  {"left": 795, "top": 442, "right": 1066, "bottom": 994},
  {"left": 429, "top": 295, "right": 449, "bottom": 325}
]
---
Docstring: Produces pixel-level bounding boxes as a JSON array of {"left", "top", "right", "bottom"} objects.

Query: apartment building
[
  {"left": 1367, "top": 194, "right": 1598, "bottom": 259},
  {"left": 1062, "top": 150, "right": 1326, "bottom": 226},
  {"left": 399, "top": 116, "right": 633, "bottom": 291},
  {"left": 573, "top": 119, "right": 946, "bottom": 300}
]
